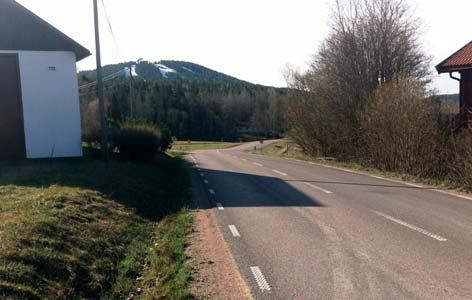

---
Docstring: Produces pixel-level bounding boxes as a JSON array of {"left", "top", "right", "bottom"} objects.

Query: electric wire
[
  {"left": 79, "top": 68, "right": 125, "bottom": 89},
  {"left": 100, "top": 0, "right": 121, "bottom": 60}
]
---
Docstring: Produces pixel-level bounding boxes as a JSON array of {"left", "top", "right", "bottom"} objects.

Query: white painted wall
[{"left": 0, "top": 50, "right": 82, "bottom": 158}]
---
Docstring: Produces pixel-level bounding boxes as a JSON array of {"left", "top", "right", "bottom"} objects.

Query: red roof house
[{"left": 436, "top": 41, "right": 472, "bottom": 127}]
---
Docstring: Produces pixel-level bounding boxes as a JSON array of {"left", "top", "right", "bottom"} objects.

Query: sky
[{"left": 15, "top": 0, "right": 472, "bottom": 94}]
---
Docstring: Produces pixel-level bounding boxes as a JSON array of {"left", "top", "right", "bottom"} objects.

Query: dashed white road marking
[
  {"left": 253, "top": 162, "right": 263, "bottom": 167},
  {"left": 304, "top": 182, "right": 333, "bottom": 194},
  {"left": 209, "top": 189, "right": 215, "bottom": 195},
  {"left": 250, "top": 266, "right": 271, "bottom": 292},
  {"left": 240, "top": 158, "right": 248, "bottom": 161},
  {"left": 228, "top": 225, "right": 241, "bottom": 237},
  {"left": 373, "top": 210, "right": 447, "bottom": 242},
  {"left": 272, "top": 169, "right": 288, "bottom": 176},
  {"left": 204, "top": 180, "right": 209, "bottom": 184},
  {"left": 216, "top": 203, "right": 224, "bottom": 210},
  {"left": 200, "top": 173, "right": 205, "bottom": 177}
]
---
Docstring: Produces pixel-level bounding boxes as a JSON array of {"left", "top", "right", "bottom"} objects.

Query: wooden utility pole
[
  {"left": 129, "top": 65, "right": 134, "bottom": 118},
  {"left": 93, "top": 0, "right": 108, "bottom": 161}
]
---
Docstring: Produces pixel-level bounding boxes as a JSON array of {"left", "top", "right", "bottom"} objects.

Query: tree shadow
[
  {"left": 286, "top": 179, "right": 435, "bottom": 190},
  {"left": 190, "top": 167, "right": 326, "bottom": 209},
  {"left": 0, "top": 155, "right": 188, "bottom": 221}
]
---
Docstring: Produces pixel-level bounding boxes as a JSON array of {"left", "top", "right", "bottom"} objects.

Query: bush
[
  {"left": 82, "top": 129, "right": 101, "bottom": 146},
  {"left": 449, "top": 132, "right": 472, "bottom": 190},
  {"left": 114, "top": 121, "right": 162, "bottom": 162},
  {"left": 159, "top": 124, "right": 173, "bottom": 152},
  {"left": 358, "top": 79, "right": 446, "bottom": 176}
]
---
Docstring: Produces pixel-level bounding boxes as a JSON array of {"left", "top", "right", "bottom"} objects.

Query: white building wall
[{"left": 0, "top": 50, "right": 83, "bottom": 158}]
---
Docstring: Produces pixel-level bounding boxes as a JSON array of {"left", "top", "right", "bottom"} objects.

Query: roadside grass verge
[
  {"left": 171, "top": 141, "right": 241, "bottom": 153},
  {"left": 0, "top": 153, "right": 192, "bottom": 299},
  {"left": 252, "top": 142, "right": 467, "bottom": 192}
]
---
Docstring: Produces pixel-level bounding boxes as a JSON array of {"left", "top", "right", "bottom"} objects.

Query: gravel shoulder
[{"left": 186, "top": 209, "right": 252, "bottom": 300}]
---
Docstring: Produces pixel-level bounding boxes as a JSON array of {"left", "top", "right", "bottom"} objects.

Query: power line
[
  {"left": 79, "top": 68, "right": 125, "bottom": 89},
  {"left": 100, "top": 0, "right": 121, "bottom": 60}
]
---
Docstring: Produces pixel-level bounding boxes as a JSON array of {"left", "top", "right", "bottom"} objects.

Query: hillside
[
  {"left": 438, "top": 93, "right": 459, "bottom": 105},
  {"left": 79, "top": 60, "right": 246, "bottom": 84}
]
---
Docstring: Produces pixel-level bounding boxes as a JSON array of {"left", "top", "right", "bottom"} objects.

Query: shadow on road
[
  {"left": 286, "top": 179, "right": 435, "bottom": 190},
  {"left": 191, "top": 167, "right": 326, "bottom": 209}
]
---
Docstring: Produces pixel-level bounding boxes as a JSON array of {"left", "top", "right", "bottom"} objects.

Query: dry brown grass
[{"left": 0, "top": 154, "right": 191, "bottom": 299}]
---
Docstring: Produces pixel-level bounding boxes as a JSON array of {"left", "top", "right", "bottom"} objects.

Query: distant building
[
  {"left": 436, "top": 41, "right": 472, "bottom": 128},
  {"left": 0, "top": 0, "right": 90, "bottom": 159},
  {"left": 236, "top": 122, "right": 266, "bottom": 135}
]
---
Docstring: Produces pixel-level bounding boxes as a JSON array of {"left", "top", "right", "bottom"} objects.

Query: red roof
[{"left": 436, "top": 41, "right": 472, "bottom": 73}]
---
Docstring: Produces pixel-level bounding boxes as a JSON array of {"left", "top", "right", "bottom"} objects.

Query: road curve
[{"left": 188, "top": 141, "right": 472, "bottom": 299}]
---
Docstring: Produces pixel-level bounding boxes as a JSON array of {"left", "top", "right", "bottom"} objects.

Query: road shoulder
[{"left": 186, "top": 163, "right": 252, "bottom": 300}]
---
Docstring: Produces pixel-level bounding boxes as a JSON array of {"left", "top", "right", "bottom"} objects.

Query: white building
[{"left": 0, "top": 0, "right": 90, "bottom": 159}]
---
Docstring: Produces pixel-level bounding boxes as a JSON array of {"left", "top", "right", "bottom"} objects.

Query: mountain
[
  {"left": 79, "top": 60, "right": 247, "bottom": 84},
  {"left": 438, "top": 93, "right": 459, "bottom": 105}
]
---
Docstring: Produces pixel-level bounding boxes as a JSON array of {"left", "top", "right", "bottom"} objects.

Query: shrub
[
  {"left": 82, "top": 129, "right": 101, "bottom": 146},
  {"left": 449, "top": 132, "right": 472, "bottom": 190},
  {"left": 358, "top": 79, "right": 445, "bottom": 176},
  {"left": 159, "top": 124, "right": 173, "bottom": 152},
  {"left": 114, "top": 121, "right": 162, "bottom": 162}
]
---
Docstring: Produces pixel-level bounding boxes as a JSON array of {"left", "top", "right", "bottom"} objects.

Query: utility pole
[
  {"left": 129, "top": 65, "right": 133, "bottom": 119},
  {"left": 93, "top": 0, "right": 108, "bottom": 161}
]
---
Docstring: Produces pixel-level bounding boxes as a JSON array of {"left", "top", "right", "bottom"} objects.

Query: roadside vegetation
[
  {"left": 0, "top": 149, "right": 193, "bottom": 299},
  {"left": 254, "top": 141, "right": 468, "bottom": 192},
  {"left": 170, "top": 141, "right": 241, "bottom": 153},
  {"left": 284, "top": 0, "right": 472, "bottom": 192}
]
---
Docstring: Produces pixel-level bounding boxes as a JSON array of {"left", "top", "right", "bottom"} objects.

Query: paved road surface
[{"left": 188, "top": 141, "right": 472, "bottom": 299}]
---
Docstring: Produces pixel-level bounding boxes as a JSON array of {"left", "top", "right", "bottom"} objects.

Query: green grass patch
[
  {"left": 139, "top": 210, "right": 193, "bottom": 299},
  {"left": 0, "top": 153, "right": 192, "bottom": 299},
  {"left": 171, "top": 141, "right": 240, "bottom": 153}
]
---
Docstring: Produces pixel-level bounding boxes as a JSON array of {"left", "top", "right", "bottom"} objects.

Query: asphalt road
[{"left": 188, "top": 141, "right": 472, "bottom": 299}]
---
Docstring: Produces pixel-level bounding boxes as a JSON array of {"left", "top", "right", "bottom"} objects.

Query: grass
[
  {"left": 170, "top": 141, "right": 240, "bottom": 153},
  {"left": 0, "top": 151, "right": 193, "bottom": 299},
  {"left": 253, "top": 142, "right": 467, "bottom": 192}
]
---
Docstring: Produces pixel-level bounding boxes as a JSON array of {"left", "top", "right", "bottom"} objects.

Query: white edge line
[
  {"left": 216, "top": 203, "right": 224, "bottom": 210},
  {"left": 304, "top": 182, "right": 333, "bottom": 194},
  {"left": 228, "top": 225, "right": 241, "bottom": 237},
  {"left": 435, "top": 189, "right": 472, "bottom": 201},
  {"left": 372, "top": 210, "right": 447, "bottom": 242},
  {"left": 250, "top": 266, "right": 271, "bottom": 291},
  {"left": 250, "top": 151, "right": 472, "bottom": 201},
  {"left": 272, "top": 169, "right": 288, "bottom": 176}
]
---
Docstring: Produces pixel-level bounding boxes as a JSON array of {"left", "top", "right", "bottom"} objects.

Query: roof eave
[
  {"left": 75, "top": 48, "right": 91, "bottom": 62},
  {"left": 12, "top": 0, "right": 91, "bottom": 62},
  {"left": 436, "top": 40, "right": 472, "bottom": 74},
  {"left": 436, "top": 65, "right": 472, "bottom": 74}
]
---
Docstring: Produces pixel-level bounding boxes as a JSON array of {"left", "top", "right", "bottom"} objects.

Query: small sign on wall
[{"left": 48, "top": 66, "right": 56, "bottom": 71}]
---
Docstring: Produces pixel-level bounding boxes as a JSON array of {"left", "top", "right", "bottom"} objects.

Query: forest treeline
[
  {"left": 286, "top": 0, "right": 472, "bottom": 189},
  {"left": 79, "top": 77, "right": 286, "bottom": 142}
]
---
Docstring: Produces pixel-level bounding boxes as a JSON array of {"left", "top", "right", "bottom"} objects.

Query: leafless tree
[{"left": 286, "top": 0, "right": 431, "bottom": 159}]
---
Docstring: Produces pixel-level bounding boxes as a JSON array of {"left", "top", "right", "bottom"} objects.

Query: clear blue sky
[{"left": 16, "top": 0, "right": 472, "bottom": 93}]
